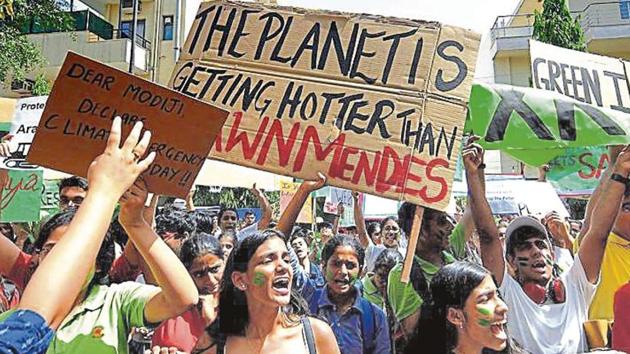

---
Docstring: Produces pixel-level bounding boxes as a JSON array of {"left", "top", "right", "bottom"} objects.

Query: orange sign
[{"left": 28, "top": 52, "right": 228, "bottom": 198}]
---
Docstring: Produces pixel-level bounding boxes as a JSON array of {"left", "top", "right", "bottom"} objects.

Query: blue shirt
[
  {"left": 307, "top": 262, "right": 325, "bottom": 289},
  {"left": 0, "top": 309, "right": 54, "bottom": 354},
  {"left": 302, "top": 283, "right": 391, "bottom": 354}
]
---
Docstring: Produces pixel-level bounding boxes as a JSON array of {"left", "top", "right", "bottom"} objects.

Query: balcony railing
[
  {"left": 20, "top": 9, "right": 113, "bottom": 40},
  {"left": 491, "top": 1, "right": 630, "bottom": 46},
  {"left": 113, "top": 29, "right": 151, "bottom": 50}
]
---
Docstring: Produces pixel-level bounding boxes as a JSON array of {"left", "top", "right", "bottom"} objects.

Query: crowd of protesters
[{"left": 0, "top": 120, "right": 629, "bottom": 354}]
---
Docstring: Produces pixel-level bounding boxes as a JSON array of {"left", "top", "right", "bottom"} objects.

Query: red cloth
[
  {"left": 151, "top": 308, "right": 206, "bottom": 353},
  {"left": 109, "top": 253, "right": 142, "bottom": 284},
  {"left": 7, "top": 251, "right": 34, "bottom": 293},
  {"left": 613, "top": 282, "right": 630, "bottom": 353}
]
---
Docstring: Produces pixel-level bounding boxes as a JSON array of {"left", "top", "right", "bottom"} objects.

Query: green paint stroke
[
  {"left": 253, "top": 272, "right": 265, "bottom": 287},
  {"left": 478, "top": 319, "right": 492, "bottom": 327},
  {"left": 544, "top": 255, "right": 554, "bottom": 266},
  {"left": 349, "top": 273, "right": 358, "bottom": 285},
  {"left": 325, "top": 270, "right": 334, "bottom": 282},
  {"left": 476, "top": 306, "right": 493, "bottom": 317}
]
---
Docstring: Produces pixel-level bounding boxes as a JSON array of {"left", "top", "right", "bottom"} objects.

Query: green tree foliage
[
  {"left": 193, "top": 186, "right": 281, "bottom": 218},
  {"left": 0, "top": 0, "right": 72, "bottom": 84},
  {"left": 533, "top": 0, "right": 586, "bottom": 52}
]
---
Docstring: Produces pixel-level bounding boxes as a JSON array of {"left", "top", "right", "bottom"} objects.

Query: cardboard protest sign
[
  {"left": 546, "top": 147, "right": 609, "bottom": 196},
  {"left": 0, "top": 169, "right": 43, "bottom": 222},
  {"left": 41, "top": 179, "right": 60, "bottom": 213},
  {"left": 27, "top": 52, "right": 229, "bottom": 198},
  {"left": 324, "top": 187, "right": 353, "bottom": 214},
  {"left": 530, "top": 40, "right": 630, "bottom": 114},
  {"left": 169, "top": 0, "right": 481, "bottom": 211},
  {"left": 1, "top": 96, "right": 46, "bottom": 170},
  {"left": 466, "top": 83, "right": 630, "bottom": 166},
  {"left": 279, "top": 181, "right": 312, "bottom": 223}
]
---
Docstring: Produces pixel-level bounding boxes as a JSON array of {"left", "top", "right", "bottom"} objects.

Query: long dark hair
[
  {"left": 216, "top": 230, "right": 306, "bottom": 336},
  {"left": 406, "top": 262, "right": 526, "bottom": 354},
  {"left": 180, "top": 232, "right": 223, "bottom": 268},
  {"left": 35, "top": 208, "right": 114, "bottom": 287}
]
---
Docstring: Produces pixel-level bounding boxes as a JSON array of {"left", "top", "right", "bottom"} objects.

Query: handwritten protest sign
[
  {"left": 27, "top": 52, "right": 229, "bottom": 198},
  {"left": 279, "top": 181, "right": 312, "bottom": 223},
  {"left": 169, "top": 0, "right": 481, "bottom": 211},
  {"left": 0, "top": 169, "right": 43, "bottom": 222},
  {"left": 1, "top": 96, "right": 46, "bottom": 170},
  {"left": 466, "top": 83, "right": 630, "bottom": 166},
  {"left": 324, "top": 187, "right": 353, "bottom": 214},
  {"left": 530, "top": 40, "right": 630, "bottom": 114},
  {"left": 546, "top": 147, "right": 609, "bottom": 196}
]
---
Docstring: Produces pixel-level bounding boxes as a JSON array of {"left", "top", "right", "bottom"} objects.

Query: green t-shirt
[
  {"left": 46, "top": 281, "right": 159, "bottom": 354},
  {"left": 361, "top": 274, "right": 385, "bottom": 309},
  {"left": 387, "top": 251, "right": 456, "bottom": 322}
]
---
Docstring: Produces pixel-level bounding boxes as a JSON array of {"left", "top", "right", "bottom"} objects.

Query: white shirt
[
  {"left": 365, "top": 244, "right": 405, "bottom": 272},
  {"left": 499, "top": 255, "right": 597, "bottom": 354}
]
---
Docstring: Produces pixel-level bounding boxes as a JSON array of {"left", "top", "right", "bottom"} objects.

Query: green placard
[
  {"left": 41, "top": 179, "right": 60, "bottom": 213},
  {"left": 466, "top": 83, "right": 630, "bottom": 166},
  {"left": 0, "top": 169, "right": 44, "bottom": 222},
  {"left": 546, "top": 147, "right": 609, "bottom": 195}
]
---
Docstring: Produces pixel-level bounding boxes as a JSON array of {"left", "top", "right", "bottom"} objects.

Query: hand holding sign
[
  {"left": 462, "top": 136, "right": 485, "bottom": 173},
  {"left": 88, "top": 118, "right": 154, "bottom": 202},
  {"left": 119, "top": 178, "right": 150, "bottom": 229}
]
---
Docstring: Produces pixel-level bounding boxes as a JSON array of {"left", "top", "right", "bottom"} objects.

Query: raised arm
[
  {"left": 277, "top": 173, "right": 326, "bottom": 237},
  {"left": 251, "top": 183, "right": 272, "bottom": 230},
  {"left": 578, "top": 145, "right": 623, "bottom": 244},
  {"left": 353, "top": 192, "right": 370, "bottom": 249},
  {"left": 18, "top": 118, "right": 155, "bottom": 329},
  {"left": 0, "top": 231, "right": 21, "bottom": 277},
  {"left": 463, "top": 137, "right": 506, "bottom": 285},
  {"left": 578, "top": 145, "right": 630, "bottom": 284},
  {"left": 119, "top": 179, "right": 198, "bottom": 324}
]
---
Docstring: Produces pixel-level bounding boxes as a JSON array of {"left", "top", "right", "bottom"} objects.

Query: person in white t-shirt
[{"left": 464, "top": 137, "right": 630, "bottom": 354}]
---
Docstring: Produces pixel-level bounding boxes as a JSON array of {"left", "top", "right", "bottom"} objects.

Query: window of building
[
  {"left": 163, "top": 15, "right": 174, "bottom": 41},
  {"left": 121, "top": 19, "right": 146, "bottom": 40},
  {"left": 621, "top": 1, "right": 630, "bottom": 19}
]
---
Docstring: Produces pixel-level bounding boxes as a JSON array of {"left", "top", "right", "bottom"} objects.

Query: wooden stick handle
[{"left": 401, "top": 205, "right": 424, "bottom": 284}]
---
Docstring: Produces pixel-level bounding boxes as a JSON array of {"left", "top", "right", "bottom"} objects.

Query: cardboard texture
[
  {"left": 170, "top": 0, "right": 481, "bottom": 211},
  {"left": 279, "top": 181, "right": 312, "bottom": 223},
  {"left": 28, "top": 52, "right": 229, "bottom": 198},
  {"left": 530, "top": 40, "right": 630, "bottom": 114}
]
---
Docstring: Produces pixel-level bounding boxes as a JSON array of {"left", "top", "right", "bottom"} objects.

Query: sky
[{"left": 278, "top": 0, "right": 522, "bottom": 81}]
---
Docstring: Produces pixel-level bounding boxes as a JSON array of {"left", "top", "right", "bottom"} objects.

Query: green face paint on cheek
[
  {"left": 348, "top": 273, "right": 358, "bottom": 285},
  {"left": 477, "top": 319, "right": 492, "bottom": 327},
  {"left": 253, "top": 272, "right": 265, "bottom": 287},
  {"left": 476, "top": 305, "right": 493, "bottom": 317},
  {"left": 544, "top": 255, "right": 554, "bottom": 266},
  {"left": 325, "top": 270, "right": 334, "bottom": 282}
]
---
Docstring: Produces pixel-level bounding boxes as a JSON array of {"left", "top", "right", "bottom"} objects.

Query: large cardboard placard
[
  {"left": 0, "top": 169, "right": 43, "bottom": 222},
  {"left": 28, "top": 52, "right": 229, "bottom": 198},
  {"left": 530, "top": 40, "right": 630, "bottom": 114},
  {"left": 169, "top": 0, "right": 481, "bottom": 211}
]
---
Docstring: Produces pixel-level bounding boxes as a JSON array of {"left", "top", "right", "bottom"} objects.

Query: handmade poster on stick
[
  {"left": 170, "top": 0, "right": 481, "bottom": 211},
  {"left": 279, "top": 181, "right": 313, "bottom": 223},
  {"left": 28, "top": 52, "right": 229, "bottom": 198},
  {"left": 401, "top": 205, "right": 424, "bottom": 283},
  {"left": 1, "top": 96, "right": 46, "bottom": 170}
]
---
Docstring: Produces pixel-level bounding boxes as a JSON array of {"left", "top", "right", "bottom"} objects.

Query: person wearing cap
[{"left": 463, "top": 137, "right": 630, "bottom": 354}]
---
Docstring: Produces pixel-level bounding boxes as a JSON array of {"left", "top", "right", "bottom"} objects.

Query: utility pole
[{"left": 128, "top": 0, "right": 139, "bottom": 74}]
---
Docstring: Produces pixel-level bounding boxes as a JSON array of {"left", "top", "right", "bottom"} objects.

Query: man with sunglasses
[{"left": 464, "top": 138, "right": 630, "bottom": 353}]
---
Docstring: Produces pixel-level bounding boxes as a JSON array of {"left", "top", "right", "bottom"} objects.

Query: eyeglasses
[
  {"left": 60, "top": 196, "right": 84, "bottom": 207},
  {"left": 383, "top": 225, "right": 400, "bottom": 232}
]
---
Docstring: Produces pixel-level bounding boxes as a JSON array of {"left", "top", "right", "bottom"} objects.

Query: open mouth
[
  {"left": 333, "top": 278, "right": 352, "bottom": 289},
  {"left": 531, "top": 260, "right": 546, "bottom": 273},
  {"left": 272, "top": 277, "right": 290, "bottom": 295},
  {"left": 490, "top": 321, "right": 507, "bottom": 340}
]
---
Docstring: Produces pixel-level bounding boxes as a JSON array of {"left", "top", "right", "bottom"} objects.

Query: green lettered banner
[
  {"left": 0, "top": 169, "right": 44, "bottom": 222},
  {"left": 546, "top": 147, "right": 609, "bottom": 196},
  {"left": 466, "top": 83, "right": 630, "bottom": 166},
  {"left": 41, "top": 179, "right": 60, "bottom": 214}
]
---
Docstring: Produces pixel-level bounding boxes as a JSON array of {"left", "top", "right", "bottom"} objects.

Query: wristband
[{"left": 610, "top": 173, "right": 630, "bottom": 185}]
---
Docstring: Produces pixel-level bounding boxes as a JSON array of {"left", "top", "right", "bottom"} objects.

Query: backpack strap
[
  {"left": 358, "top": 297, "right": 377, "bottom": 354},
  {"left": 301, "top": 317, "right": 317, "bottom": 354}
]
